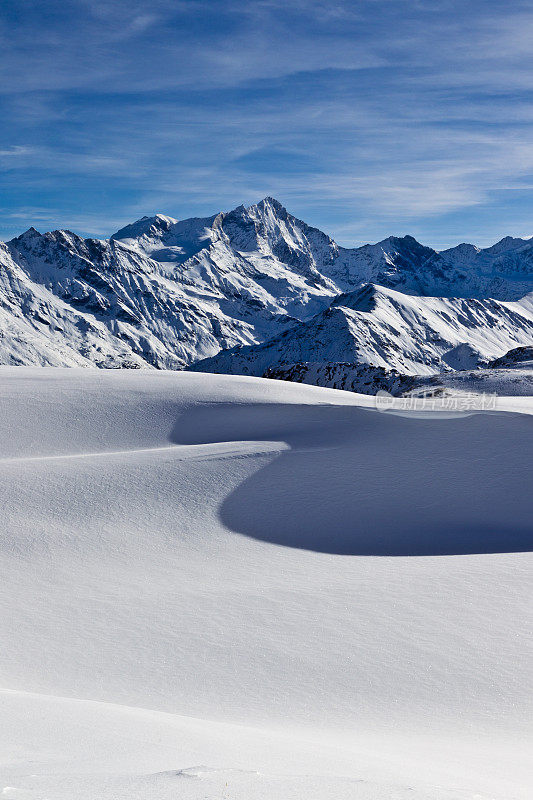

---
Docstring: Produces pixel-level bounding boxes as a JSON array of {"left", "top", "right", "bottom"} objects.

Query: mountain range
[
  {"left": 1, "top": 197, "right": 533, "bottom": 382},
  {"left": 193, "top": 282, "right": 533, "bottom": 377}
]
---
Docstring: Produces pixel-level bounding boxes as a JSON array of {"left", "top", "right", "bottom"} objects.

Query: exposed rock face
[
  {"left": 264, "top": 361, "right": 419, "bottom": 395},
  {"left": 488, "top": 346, "right": 533, "bottom": 369}
]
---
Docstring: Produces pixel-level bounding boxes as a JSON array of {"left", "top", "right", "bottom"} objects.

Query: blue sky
[{"left": 2, "top": 0, "right": 533, "bottom": 248}]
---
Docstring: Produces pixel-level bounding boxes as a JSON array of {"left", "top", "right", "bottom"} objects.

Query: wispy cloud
[
  {"left": 2, "top": 0, "right": 533, "bottom": 246},
  {"left": 0, "top": 145, "right": 35, "bottom": 158}
]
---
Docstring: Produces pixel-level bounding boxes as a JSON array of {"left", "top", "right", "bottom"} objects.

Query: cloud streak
[{"left": 2, "top": 0, "right": 533, "bottom": 246}]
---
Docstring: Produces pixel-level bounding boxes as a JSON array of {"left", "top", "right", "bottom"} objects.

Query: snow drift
[{"left": 0, "top": 368, "right": 531, "bottom": 799}]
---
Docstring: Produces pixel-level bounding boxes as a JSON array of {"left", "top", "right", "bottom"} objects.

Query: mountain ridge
[
  {"left": 1, "top": 197, "right": 533, "bottom": 371},
  {"left": 191, "top": 282, "right": 533, "bottom": 378}
]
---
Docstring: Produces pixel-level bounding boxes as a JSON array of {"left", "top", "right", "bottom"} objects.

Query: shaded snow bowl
[{"left": 171, "top": 401, "right": 533, "bottom": 556}]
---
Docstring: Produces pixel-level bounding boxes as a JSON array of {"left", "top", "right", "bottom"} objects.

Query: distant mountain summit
[
  {"left": 109, "top": 198, "right": 533, "bottom": 301},
  {"left": 1, "top": 198, "right": 533, "bottom": 370}
]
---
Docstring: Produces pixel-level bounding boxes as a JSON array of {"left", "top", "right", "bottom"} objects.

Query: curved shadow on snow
[{"left": 171, "top": 403, "right": 533, "bottom": 556}]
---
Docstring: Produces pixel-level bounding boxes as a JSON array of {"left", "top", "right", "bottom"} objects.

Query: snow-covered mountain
[
  {"left": 2, "top": 197, "right": 533, "bottom": 370},
  {"left": 1, "top": 218, "right": 300, "bottom": 369},
  {"left": 193, "top": 283, "right": 533, "bottom": 378},
  {"left": 109, "top": 198, "right": 533, "bottom": 301}
]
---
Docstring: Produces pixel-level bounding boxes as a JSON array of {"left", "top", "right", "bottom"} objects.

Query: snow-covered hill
[
  {"left": 0, "top": 369, "right": 531, "bottom": 799},
  {"left": 2, "top": 198, "right": 533, "bottom": 370},
  {"left": 193, "top": 283, "right": 533, "bottom": 378}
]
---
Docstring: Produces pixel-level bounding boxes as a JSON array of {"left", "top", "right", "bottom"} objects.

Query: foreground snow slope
[{"left": 0, "top": 369, "right": 531, "bottom": 799}]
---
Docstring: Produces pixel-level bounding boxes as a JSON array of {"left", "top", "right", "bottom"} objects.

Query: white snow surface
[{"left": 0, "top": 368, "right": 531, "bottom": 799}]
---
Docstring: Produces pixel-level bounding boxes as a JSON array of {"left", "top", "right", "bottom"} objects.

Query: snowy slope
[
  {"left": 0, "top": 369, "right": 531, "bottom": 799},
  {"left": 193, "top": 283, "right": 533, "bottom": 377},
  {"left": 2, "top": 198, "right": 533, "bottom": 370},
  {"left": 3, "top": 224, "right": 298, "bottom": 369}
]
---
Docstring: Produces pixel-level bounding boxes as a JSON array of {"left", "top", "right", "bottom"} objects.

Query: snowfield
[{"left": 0, "top": 368, "right": 532, "bottom": 799}]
